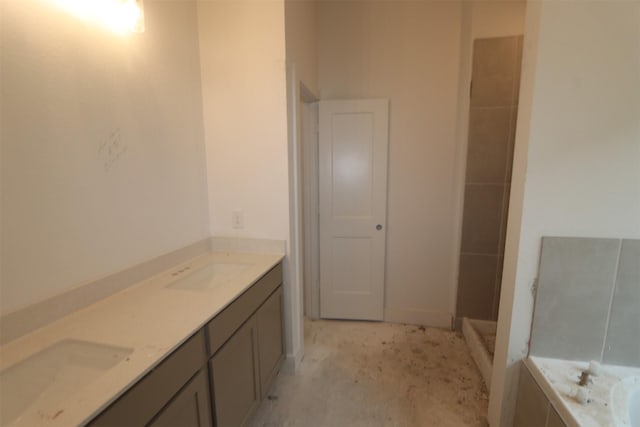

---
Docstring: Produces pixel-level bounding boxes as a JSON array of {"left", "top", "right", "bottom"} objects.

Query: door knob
[{"left": 376, "top": 224, "right": 383, "bottom": 231}]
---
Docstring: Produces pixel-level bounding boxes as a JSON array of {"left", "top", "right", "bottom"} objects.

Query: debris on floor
[{"left": 250, "top": 319, "right": 489, "bottom": 427}]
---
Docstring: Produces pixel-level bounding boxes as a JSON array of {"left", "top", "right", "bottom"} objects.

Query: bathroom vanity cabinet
[
  {"left": 88, "top": 330, "right": 212, "bottom": 427},
  {"left": 514, "top": 363, "right": 567, "bottom": 427},
  {"left": 208, "top": 264, "right": 284, "bottom": 426},
  {"left": 89, "top": 263, "right": 284, "bottom": 427}
]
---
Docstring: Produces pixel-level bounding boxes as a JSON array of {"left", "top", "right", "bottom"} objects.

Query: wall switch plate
[{"left": 232, "top": 210, "right": 244, "bottom": 229}]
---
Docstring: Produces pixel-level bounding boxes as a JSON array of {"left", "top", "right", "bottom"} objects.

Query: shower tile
[
  {"left": 466, "top": 107, "right": 512, "bottom": 183},
  {"left": 471, "top": 37, "right": 519, "bottom": 108},
  {"left": 456, "top": 254, "right": 499, "bottom": 320},
  {"left": 530, "top": 237, "right": 620, "bottom": 361},
  {"left": 603, "top": 239, "right": 640, "bottom": 367},
  {"left": 461, "top": 184, "right": 504, "bottom": 254}
]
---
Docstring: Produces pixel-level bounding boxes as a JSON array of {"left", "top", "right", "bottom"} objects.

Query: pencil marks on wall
[{"left": 98, "top": 128, "right": 128, "bottom": 172}]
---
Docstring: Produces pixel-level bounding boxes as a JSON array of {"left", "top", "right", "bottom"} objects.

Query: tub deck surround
[
  {"left": 0, "top": 250, "right": 284, "bottom": 427},
  {"left": 526, "top": 356, "right": 640, "bottom": 427}
]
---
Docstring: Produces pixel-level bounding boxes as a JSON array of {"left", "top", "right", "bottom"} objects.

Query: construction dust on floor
[{"left": 251, "top": 319, "right": 489, "bottom": 427}]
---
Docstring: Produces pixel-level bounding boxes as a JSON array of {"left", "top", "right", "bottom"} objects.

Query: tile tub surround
[
  {"left": 525, "top": 356, "right": 640, "bottom": 427},
  {"left": 603, "top": 239, "right": 640, "bottom": 366},
  {"left": 0, "top": 250, "right": 283, "bottom": 427},
  {"left": 530, "top": 237, "right": 640, "bottom": 366}
]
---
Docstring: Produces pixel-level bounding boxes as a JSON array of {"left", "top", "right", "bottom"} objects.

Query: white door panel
[{"left": 319, "top": 99, "right": 389, "bottom": 321}]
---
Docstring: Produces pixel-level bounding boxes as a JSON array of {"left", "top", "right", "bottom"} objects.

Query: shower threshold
[{"left": 462, "top": 318, "right": 496, "bottom": 388}]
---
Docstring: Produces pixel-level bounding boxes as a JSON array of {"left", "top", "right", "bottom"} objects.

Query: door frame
[
  {"left": 285, "top": 64, "right": 320, "bottom": 372},
  {"left": 301, "top": 98, "right": 391, "bottom": 320},
  {"left": 300, "top": 93, "right": 320, "bottom": 319}
]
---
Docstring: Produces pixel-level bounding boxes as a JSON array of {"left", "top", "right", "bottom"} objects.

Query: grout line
[
  {"left": 460, "top": 252, "right": 500, "bottom": 257},
  {"left": 465, "top": 182, "right": 507, "bottom": 186},
  {"left": 600, "top": 239, "right": 623, "bottom": 362},
  {"left": 469, "top": 105, "right": 515, "bottom": 110}
]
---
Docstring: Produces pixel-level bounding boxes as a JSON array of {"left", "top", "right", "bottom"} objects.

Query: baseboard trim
[
  {"left": 282, "top": 348, "right": 304, "bottom": 374},
  {"left": 0, "top": 238, "right": 212, "bottom": 345},
  {"left": 383, "top": 307, "right": 453, "bottom": 330}
]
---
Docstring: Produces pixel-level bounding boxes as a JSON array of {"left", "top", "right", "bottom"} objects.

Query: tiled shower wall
[
  {"left": 456, "top": 36, "right": 524, "bottom": 322},
  {"left": 530, "top": 237, "right": 640, "bottom": 367}
]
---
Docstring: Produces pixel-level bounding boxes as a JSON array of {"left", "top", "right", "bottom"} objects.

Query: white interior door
[{"left": 319, "top": 99, "right": 389, "bottom": 321}]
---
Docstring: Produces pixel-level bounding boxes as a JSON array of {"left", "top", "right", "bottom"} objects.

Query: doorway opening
[{"left": 299, "top": 99, "right": 390, "bottom": 322}]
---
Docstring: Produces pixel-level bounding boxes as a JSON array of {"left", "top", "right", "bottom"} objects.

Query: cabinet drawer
[
  {"left": 207, "top": 264, "right": 282, "bottom": 355},
  {"left": 89, "top": 330, "right": 207, "bottom": 426}
]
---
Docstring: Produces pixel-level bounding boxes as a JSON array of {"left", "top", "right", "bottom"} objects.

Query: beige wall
[
  {"left": 197, "top": 1, "right": 300, "bottom": 363},
  {"left": 285, "top": 0, "right": 318, "bottom": 95},
  {"left": 471, "top": 0, "right": 526, "bottom": 39},
  {"left": 490, "top": 1, "right": 640, "bottom": 424},
  {"left": 318, "top": 0, "right": 463, "bottom": 326},
  {"left": 0, "top": 0, "right": 210, "bottom": 315},
  {"left": 198, "top": 0, "right": 289, "bottom": 241}
]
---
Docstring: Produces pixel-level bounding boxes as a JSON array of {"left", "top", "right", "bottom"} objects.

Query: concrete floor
[{"left": 250, "top": 319, "right": 489, "bottom": 427}]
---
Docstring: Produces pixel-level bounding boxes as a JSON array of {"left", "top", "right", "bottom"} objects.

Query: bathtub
[{"left": 525, "top": 356, "right": 640, "bottom": 426}]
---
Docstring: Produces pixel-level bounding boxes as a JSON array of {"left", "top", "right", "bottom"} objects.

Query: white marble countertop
[
  {"left": 527, "top": 356, "right": 640, "bottom": 427},
  {"left": 0, "top": 250, "right": 284, "bottom": 426}
]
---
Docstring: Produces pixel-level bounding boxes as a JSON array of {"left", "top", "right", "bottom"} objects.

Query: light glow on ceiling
[{"left": 47, "top": 0, "right": 144, "bottom": 35}]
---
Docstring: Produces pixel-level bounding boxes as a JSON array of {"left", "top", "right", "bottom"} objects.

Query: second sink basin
[
  {"left": 0, "top": 339, "right": 133, "bottom": 425},
  {"left": 166, "top": 262, "right": 252, "bottom": 291}
]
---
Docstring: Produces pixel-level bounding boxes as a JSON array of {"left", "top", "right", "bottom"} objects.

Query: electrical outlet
[{"left": 232, "top": 210, "right": 244, "bottom": 229}]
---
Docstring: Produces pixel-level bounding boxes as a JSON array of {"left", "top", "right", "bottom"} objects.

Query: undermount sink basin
[
  {"left": 629, "top": 387, "right": 640, "bottom": 426},
  {"left": 0, "top": 340, "right": 132, "bottom": 425},
  {"left": 612, "top": 376, "right": 640, "bottom": 427},
  {"left": 166, "top": 263, "right": 251, "bottom": 291}
]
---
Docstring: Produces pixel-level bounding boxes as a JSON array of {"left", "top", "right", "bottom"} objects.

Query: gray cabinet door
[
  {"left": 207, "top": 264, "right": 283, "bottom": 355},
  {"left": 257, "top": 286, "right": 284, "bottom": 398},
  {"left": 89, "top": 331, "right": 208, "bottom": 427},
  {"left": 514, "top": 365, "right": 550, "bottom": 427},
  {"left": 150, "top": 369, "right": 212, "bottom": 427},
  {"left": 210, "top": 316, "right": 260, "bottom": 427},
  {"left": 546, "top": 405, "right": 567, "bottom": 427}
]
